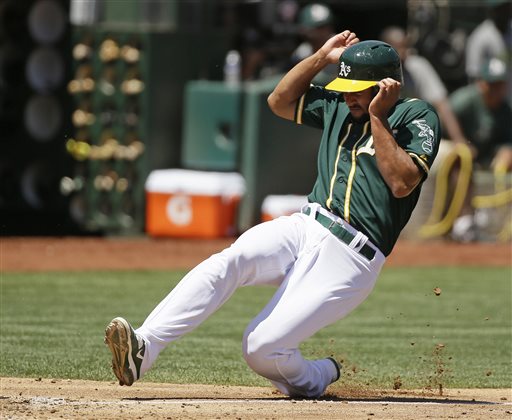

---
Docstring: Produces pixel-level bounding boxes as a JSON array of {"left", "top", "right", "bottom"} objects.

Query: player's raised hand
[
  {"left": 319, "top": 31, "right": 359, "bottom": 64},
  {"left": 369, "top": 78, "right": 402, "bottom": 119}
]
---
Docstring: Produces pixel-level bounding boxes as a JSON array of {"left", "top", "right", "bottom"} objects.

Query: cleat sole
[{"left": 104, "top": 318, "right": 135, "bottom": 386}]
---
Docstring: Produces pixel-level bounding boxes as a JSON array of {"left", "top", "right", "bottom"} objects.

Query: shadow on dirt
[{"left": 123, "top": 395, "right": 498, "bottom": 405}]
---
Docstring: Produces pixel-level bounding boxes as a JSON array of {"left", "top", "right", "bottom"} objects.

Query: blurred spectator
[
  {"left": 380, "top": 26, "right": 470, "bottom": 147},
  {"left": 450, "top": 57, "right": 512, "bottom": 171},
  {"left": 449, "top": 57, "right": 512, "bottom": 241},
  {"left": 240, "top": 27, "right": 274, "bottom": 80},
  {"left": 239, "top": 0, "right": 299, "bottom": 80},
  {"left": 290, "top": 3, "right": 338, "bottom": 85},
  {"left": 465, "top": 0, "right": 511, "bottom": 80},
  {"left": 465, "top": 0, "right": 512, "bottom": 104}
]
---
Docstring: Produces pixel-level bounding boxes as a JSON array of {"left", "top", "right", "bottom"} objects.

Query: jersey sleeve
[
  {"left": 395, "top": 101, "right": 441, "bottom": 178},
  {"left": 294, "top": 85, "right": 339, "bottom": 129}
]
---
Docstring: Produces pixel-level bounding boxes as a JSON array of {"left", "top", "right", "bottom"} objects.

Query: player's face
[{"left": 343, "top": 87, "right": 374, "bottom": 120}]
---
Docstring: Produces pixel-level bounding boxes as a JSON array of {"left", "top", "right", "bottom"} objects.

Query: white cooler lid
[
  {"left": 145, "top": 169, "right": 246, "bottom": 196},
  {"left": 261, "top": 195, "right": 308, "bottom": 216}
]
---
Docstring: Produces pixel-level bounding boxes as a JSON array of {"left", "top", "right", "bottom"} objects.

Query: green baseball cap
[
  {"left": 299, "top": 3, "right": 333, "bottom": 28},
  {"left": 325, "top": 40, "right": 404, "bottom": 93},
  {"left": 479, "top": 57, "right": 508, "bottom": 82}
]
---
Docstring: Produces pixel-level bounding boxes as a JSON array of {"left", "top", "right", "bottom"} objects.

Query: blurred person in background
[
  {"left": 239, "top": 0, "right": 300, "bottom": 81},
  {"left": 380, "top": 26, "right": 470, "bottom": 149},
  {"left": 290, "top": 3, "right": 338, "bottom": 85},
  {"left": 465, "top": 0, "right": 511, "bottom": 79},
  {"left": 448, "top": 57, "right": 512, "bottom": 241},
  {"left": 465, "top": 0, "right": 512, "bottom": 104}
]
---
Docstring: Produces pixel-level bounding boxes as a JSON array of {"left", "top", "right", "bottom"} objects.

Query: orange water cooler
[{"left": 145, "top": 169, "right": 246, "bottom": 238}]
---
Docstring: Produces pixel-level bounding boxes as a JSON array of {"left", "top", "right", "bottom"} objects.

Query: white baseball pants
[{"left": 136, "top": 204, "right": 385, "bottom": 397}]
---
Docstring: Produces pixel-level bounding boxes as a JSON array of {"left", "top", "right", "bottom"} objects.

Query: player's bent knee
[
  {"left": 242, "top": 327, "right": 299, "bottom": 382},
  {"left": 242, "top": 331, "right": 280, "bottom": 378}
]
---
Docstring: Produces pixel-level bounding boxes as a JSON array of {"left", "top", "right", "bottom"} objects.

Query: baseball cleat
[{"left": 104, "top": 317, "right": 146, "bottom": 386}]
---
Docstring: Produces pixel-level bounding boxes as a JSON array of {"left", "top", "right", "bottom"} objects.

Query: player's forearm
[
  {"left": 268, "top": 51, "right": 330, "bottom": 120},
  {"left": 370, "top": 114, "right": 422, "bottom": 198}
]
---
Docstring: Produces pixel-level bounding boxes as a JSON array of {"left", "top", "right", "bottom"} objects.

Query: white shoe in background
[{"left": 451, "top": 214, "right": 477, "bottom": 242}]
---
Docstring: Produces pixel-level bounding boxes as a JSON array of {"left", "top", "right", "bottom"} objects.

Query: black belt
[{"left": 303, "top": 207, "right": 376, "bottom": 260}]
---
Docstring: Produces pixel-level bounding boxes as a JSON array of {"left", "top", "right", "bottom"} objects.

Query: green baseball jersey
[{"left": 295, "top": 86, "right": 441, "bottom": 256}]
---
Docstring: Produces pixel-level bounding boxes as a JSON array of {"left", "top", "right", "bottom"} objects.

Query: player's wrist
[
  {"left": 311, "top": 49, "right": 331, "bottom": 68},
  {"left": 369, "top": 109, "right": 388, "bottom": 122}
]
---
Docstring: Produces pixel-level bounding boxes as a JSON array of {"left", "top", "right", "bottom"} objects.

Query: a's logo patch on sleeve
[{"left": 412, "top": 119, "right": 435, "bottom": 154}]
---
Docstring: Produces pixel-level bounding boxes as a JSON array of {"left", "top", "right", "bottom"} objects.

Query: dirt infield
[
  {"left": 2, "top": 377, "right": 512, "bottom": 419},
  {"left": 1, "top": 237, "right": 511, "bottom": 418},
  {"left": 1, "top": 237, "right": 511, "bottom": 272}
]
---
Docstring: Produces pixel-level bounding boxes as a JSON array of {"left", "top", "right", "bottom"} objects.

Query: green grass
[{"left": 1, "top": 267, "right": 511, "bottom": 390}]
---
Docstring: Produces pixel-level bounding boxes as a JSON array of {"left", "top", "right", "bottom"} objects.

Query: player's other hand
[
  {"left": 369, "top": 78, "right": 401, "bottom": 119},
  {"left": 319, "top": 31, "right": 359, "bottom": 64}
]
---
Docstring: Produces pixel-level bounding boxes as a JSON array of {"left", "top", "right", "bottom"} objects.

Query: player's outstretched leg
[{"left": 104, "top": 317, "right": 147, "bottom": 386}]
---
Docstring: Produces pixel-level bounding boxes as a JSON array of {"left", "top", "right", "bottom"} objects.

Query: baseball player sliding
[{"left": 105, "top": 30, "right": 440, "bottom": 398}]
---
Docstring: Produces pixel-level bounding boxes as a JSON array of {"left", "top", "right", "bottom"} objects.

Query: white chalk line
[{"left": 25, "top": 396, "right": 512, "bottom": 407}]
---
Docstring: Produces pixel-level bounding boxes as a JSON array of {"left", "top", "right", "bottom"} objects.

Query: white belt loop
[
  {"left": 350, "top": 231, "right": 368, "bottom": 252},
  {"left": 304, "top": 203, "right": 321, "bottom": 219}
]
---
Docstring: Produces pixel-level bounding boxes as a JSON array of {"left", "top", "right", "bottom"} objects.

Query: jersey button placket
[{"left": 336, "top": 174, "right": 347, "bottom": 213}]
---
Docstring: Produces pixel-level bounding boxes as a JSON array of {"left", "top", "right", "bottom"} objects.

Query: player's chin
[{"left": 348, "top": 107, "right": 365, "bottom": 120}]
